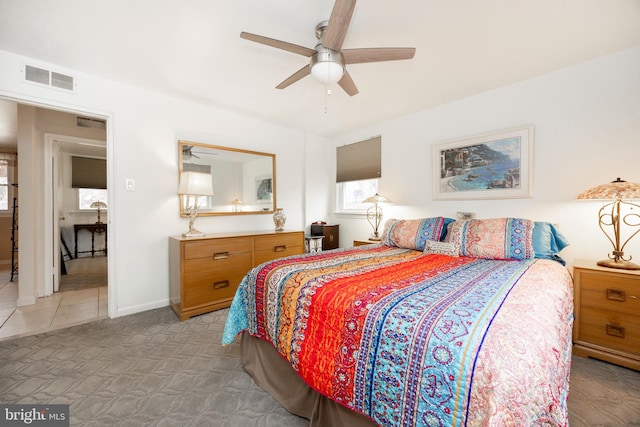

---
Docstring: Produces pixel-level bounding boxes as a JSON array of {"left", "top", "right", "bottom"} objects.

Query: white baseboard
[{"left": 116, "top": 298, "right": 170, "bottom": 318}]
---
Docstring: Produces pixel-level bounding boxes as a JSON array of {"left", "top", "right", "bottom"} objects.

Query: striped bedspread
[{"left": 223, "top": 245, "right": 573, "bottom": 426}]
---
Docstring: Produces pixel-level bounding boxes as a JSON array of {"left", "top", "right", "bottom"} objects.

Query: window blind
[
  {"left": 71, "top": 156, "right": 107, "bottom": 189},
  {"left": 336, "top": 136, "right": 381, "bottom": 183}
]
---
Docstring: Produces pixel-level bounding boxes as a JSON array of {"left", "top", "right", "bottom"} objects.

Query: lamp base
[
  {"left": 182, "top": 229, "right": 205, "bottom": 238},
  {"left": 368, "top": 236, "right": 381, "bottom": 242},
  {"left": 597, "top": 259, "right": 640, "bottom": 270}
]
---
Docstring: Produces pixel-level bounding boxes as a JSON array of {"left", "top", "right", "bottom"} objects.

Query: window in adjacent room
[
  {"left": 78, "top": 188, "right": 108, "bottom": 210},
  {"left": 72, "top": 156, "right": 107, "bottom": 210},
  {"left": 0, "top": 159, "right": 9, "bottom": 211},
  {"left": 336, "top": 136, "right": 381, "bottom": 212}
]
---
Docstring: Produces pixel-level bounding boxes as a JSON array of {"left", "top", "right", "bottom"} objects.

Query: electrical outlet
[{"left": 125, "top": 179, "right": 135, "bottom": 191}]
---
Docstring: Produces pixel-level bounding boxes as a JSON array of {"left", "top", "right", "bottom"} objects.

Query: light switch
[{"left": 126, "top": 179, "right": 135, "bottom": 191}]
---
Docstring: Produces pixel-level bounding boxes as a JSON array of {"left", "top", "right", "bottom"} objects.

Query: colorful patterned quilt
[{"left": 223, "top": 245, "right": 573, "bottom": 426}]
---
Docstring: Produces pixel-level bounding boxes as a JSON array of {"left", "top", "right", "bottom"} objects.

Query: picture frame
[
  {"left": 433, "top": 126, "right": 534, "bottom": 200},
  {"left": 255, "top": 176, "right": 273, "bottom": 203}
]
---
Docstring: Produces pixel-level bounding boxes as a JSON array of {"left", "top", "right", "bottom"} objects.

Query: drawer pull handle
[
  {"left": 213, "top": 280, "right": 230, "bottom": 289},
  {"left": 274, "top": 245, "right": 287, "bottom": 252},
  {"left": 606, "top": 324, "right": 625, "bottom": 338},
  {"left": 213, "top": 252, "right": 230, "bottom": 260},
  {"left": 606, "top": 288, "right": 625, "bottom": 302}
]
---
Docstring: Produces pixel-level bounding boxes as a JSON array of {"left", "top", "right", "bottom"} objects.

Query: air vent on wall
[
  {"left": 76, "top": 116, "right": 106, "bottom": 130},
  {"left": 23, "top": 64, "right": 76, "bottom": 92}
]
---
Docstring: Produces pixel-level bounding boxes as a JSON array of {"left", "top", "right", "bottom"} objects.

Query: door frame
[
  {"left": 43, "top": 133, "right": 106, "bottom": 296},
  {"left": 0, "top": 90, "right": 117, "bottom": 318}
]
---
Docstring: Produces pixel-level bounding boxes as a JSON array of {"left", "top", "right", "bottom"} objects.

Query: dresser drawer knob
[
  {"left": 213, "top": 252, "right": 230, "bottom": 260},
  {"left": 213, "top": 280, "right": 230, "bottom": 289},
  {"left": 606, "top": 288, "right": 626, "bottom": 302},
  {"left": 274, "top": 245, "right": 287, "bottom": 252},
  {"left": 606, "top": 324, "right": 625, "bottom": 338}
]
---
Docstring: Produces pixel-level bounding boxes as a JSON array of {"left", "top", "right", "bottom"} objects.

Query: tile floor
[{"left": 0, "top": 268, "right": 107, "bottom": 342}]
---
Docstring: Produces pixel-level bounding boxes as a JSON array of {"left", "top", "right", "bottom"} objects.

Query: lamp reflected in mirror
[
  {"left": 179, "top": 171, "right": 214, "bottom": 237},
  {"left": 231, "top": 198, "right": 243, "bottom": 212}
]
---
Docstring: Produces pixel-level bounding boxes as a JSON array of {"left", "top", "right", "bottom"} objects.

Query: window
[
  {"left": 0, "top": 160, "right": 8, "bottom": 211},
  {"left": 79, "top": 188, "right": 108, "bottom": 210},
  {"left": 337, "top": 178, "right": 379, "bottom": 211},
  {"left": 336, "top": 136, "right": 381, "bottom": 212}
]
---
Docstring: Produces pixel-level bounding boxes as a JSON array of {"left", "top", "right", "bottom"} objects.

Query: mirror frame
[{"left": 178, "top": 140, "right": 276, "bottom": 216}]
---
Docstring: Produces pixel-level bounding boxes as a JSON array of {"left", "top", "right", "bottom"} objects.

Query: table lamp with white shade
[{"left": 178, "top": 171, "right": 214, "bottom": 237}]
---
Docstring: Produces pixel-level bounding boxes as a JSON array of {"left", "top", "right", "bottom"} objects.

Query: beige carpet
[
  {"left": 0, "top": 307, "right": 638, "bottom": 426},
  {"left": 59, "top": 256, "right": 107, "bottom": 292}
]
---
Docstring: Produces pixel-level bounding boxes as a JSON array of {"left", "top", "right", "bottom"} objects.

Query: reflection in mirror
[{"left": 179, "top": 140, "right": 276, "bottom": 216}]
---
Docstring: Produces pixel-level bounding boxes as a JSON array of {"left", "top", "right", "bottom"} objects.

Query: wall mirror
[{"left": 178, "top": 140, "right": 276, "bottom": 216}]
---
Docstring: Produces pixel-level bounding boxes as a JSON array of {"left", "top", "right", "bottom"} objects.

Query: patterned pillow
[
  {"left": 445, "top": 218, "right": 535, "bottom": 260},
  {"left": 380, "top": 217, "right": 445, "bottom": 251},
  {"left": 423, "top": 240, "right": 459, "bottom": 257}
]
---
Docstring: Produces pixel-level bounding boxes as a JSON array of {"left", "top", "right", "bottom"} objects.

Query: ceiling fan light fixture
[{"left": 310, "top": 48, "right": 345, "bottom": 85}]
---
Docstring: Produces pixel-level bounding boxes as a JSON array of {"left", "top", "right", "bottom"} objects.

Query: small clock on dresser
[{"left": 572, "top": 259, "right": 640, "bottom": 371}]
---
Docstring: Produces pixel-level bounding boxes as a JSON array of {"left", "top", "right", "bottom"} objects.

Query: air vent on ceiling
[
  {"left": 76, "top": 116, "right": 106, "bottom": 130},
  {"left": 23, "top": 64, "right": 76, "bottom": 92}
]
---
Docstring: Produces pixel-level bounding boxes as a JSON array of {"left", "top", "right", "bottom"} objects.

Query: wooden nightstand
[
  {"left": 353, "top": 240, "right": 375, "bottom": 246},
  {"left": 573, "top": 259, "right": 640, "bottom": 371}
]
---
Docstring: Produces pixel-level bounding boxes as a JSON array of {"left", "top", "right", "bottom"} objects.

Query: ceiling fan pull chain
[{"left": 324, "top": 86, "right": 332, "bottom": 113}]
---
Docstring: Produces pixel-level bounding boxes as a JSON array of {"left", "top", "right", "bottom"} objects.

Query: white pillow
[{"left": 423, "top": 240, "right": 459, "bottom": 257}]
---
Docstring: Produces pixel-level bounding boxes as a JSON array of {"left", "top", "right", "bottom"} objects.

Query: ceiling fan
[{"left": 240, "top": 0, "right": 415, "bottom": 96}]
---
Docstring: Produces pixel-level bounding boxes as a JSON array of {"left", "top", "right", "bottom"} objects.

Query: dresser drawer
[
  {"left": 254, "top": 233, "right": 302, "bottom": 251},
  {"left": 183, "top": 237, "right": 252, "bottom": 260},
  {"left": 580, "top": 271, "right": 640, "bottom": 316},
  {"left": 183, "top": 253, "right": 252, "bottom": 308},
  {"left": 254, "top": 233, "right": 303, "bottom": 266},
  {"left": 579, "top": 307, "right": 640, "bottom": 355}
]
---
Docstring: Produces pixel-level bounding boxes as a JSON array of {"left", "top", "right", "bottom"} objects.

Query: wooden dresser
[
  {"left": 169, "top": 230, "right": 304, "bottom": 321},
  {"left": 573, "top": 259, "right": 640, "bottom": 371}
]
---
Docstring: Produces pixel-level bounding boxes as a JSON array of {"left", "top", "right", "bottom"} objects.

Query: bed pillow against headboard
[
  {"left": 445, "top": 218, "right": 535, "bottom": 260},
  {"left": 381, "top": 217, "right": 445, "bottom": 251},
  {"left": 533, "top": 221, "right": 570, "bottom": 265}
]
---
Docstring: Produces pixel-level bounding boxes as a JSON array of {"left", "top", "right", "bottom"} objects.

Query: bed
[{"left": 222, "top": 217, "right": 573, "bottom": 426}]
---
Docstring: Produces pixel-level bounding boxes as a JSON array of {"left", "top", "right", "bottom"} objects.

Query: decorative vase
[{"left": 273, "top": 208, "right": 286, "bottom": 231}]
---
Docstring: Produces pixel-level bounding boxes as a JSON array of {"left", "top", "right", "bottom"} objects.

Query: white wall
[
  {"left": 0, "top": 49, "right": 307, "bottom": 316},
  {"left": 3, "top": 45, "right": 639, "bottom": 317},
  {"left": 328, "top": 46, "right": 640, "bottom": 270}
]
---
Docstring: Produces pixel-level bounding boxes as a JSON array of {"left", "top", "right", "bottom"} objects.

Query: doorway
[{"left": 0, "top": 98, "right": 114, "bottom": 338}]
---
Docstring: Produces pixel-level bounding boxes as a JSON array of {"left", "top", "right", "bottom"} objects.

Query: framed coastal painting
[{"left": 432, "top": 126, "right": 534, "bottom": 200}]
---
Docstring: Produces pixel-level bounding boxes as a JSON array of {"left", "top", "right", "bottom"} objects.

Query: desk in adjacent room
[{"left": 74, "top": 223, "right": 107, "bottom": 258}]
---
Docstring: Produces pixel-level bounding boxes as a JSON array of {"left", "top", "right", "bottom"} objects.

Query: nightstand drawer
[
  {"left": 579, "top": 307, "right": 640, "bottom": 355},
  {"left": 573, "top": 259, "right": 640, "bottom": 370},
  {"left": 580, "top": 271, "right": 640, "bottom": 315}
]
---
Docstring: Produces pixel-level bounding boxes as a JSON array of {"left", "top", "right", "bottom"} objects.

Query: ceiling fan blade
[
  {"left": 342, "top": 47, "right": 416, "bottom": 64},
  {"left": 338, "top": 70, "right": 358, "bottom": 96},
  {"left": 276, "top": 65, "right": 311, "bottom": 89},
  {"left": 322, "top": 0, "right": 356, "bottom": 51},
  {"left": 240, "top": 32, "right": 316, "bottom": 57}
]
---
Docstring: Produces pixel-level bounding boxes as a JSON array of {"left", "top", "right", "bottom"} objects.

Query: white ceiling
[{"left": 1, "top": 0, "right": 639, "bottom": 141}]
